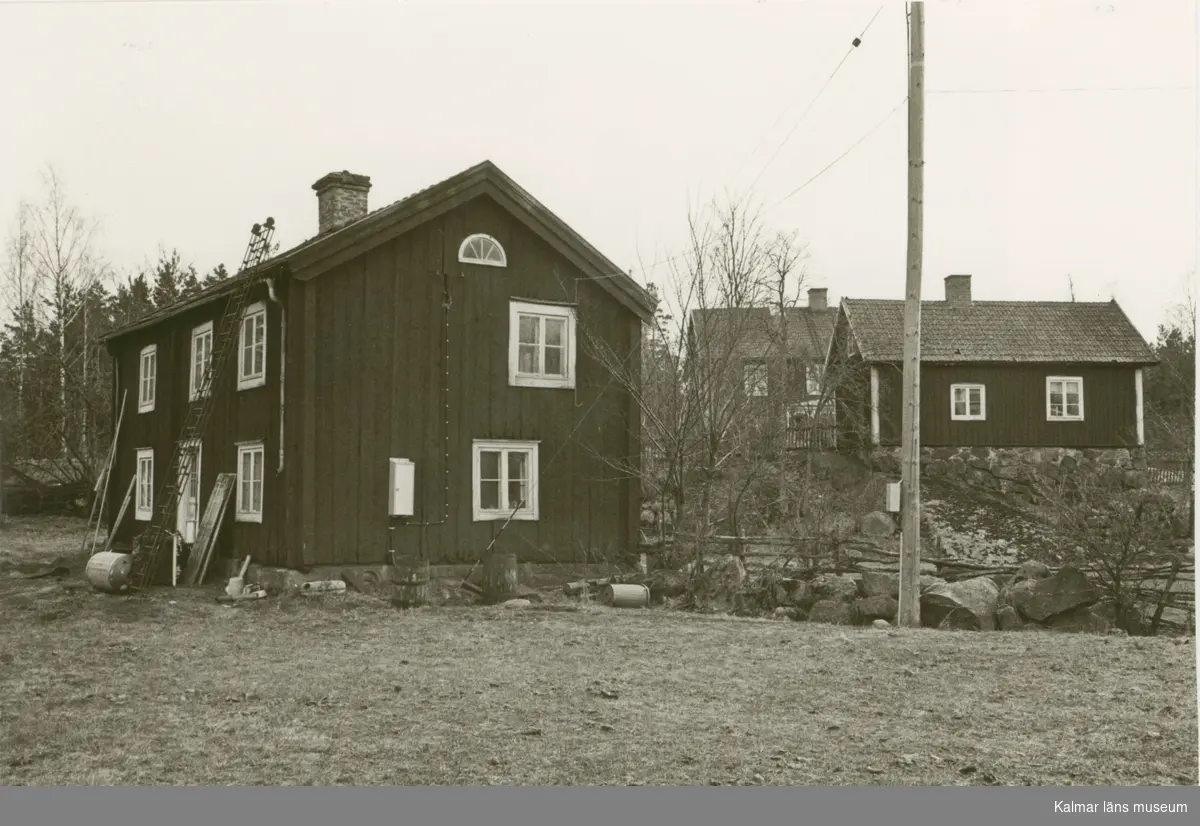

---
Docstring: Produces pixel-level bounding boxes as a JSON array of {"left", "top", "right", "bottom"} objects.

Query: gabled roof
[
  {"left": 839, "top": 298, "right": 1157, "bottom": 364},
  {"left": 104, "top": 161, "right": 656, "bottom": 344},
  {"left": 688, "top": 305, "right": 837, "bottom": 363}
]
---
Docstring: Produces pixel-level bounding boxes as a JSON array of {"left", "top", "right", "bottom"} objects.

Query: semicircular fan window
[{"left": 458, "top": 234, "right": 507, "bottom": 267}]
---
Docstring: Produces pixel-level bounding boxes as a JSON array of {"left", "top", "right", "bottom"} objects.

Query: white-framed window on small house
[
  {"left": 189, "top": 321, "right": 214, "bottom": 401},
  {"left": 743, "top": 360, "right": 768, "bottom": 397},
  {"left": 135, "top": 448, "right": 154, "bottom": 521},
  {"left": 458, "top": 233, "right": 507, "bottom": 267},
  {"left": 238, "top": 302, "right": 267, "bottom": 390},
  {"left": 236, "top": 441, "right": 265, "bottom": 523},
  {"left": 950, "top": 383, "right": 986, "bottom": 421},
  {"left": 472, "top": 439, "right": 539, "bottom": 521},
  {"left": 138, "top": 344, "right": 157, "bottom": 413},
  {"left": 509, "top": 300, "right": 575, "bottom": 389},
  {"left": 1046, "top": 376, "right": 1084, "bottom": 421},
  {"left": 806, "top": 365, "right": 823, "bottom": 398}
]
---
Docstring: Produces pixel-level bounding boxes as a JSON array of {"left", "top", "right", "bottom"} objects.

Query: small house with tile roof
[
  {"left": 825, "top": 274, "right": 1158, "bottom": 451},
  {"left": 686, "top": 291, "right": 839, "bottom": 450},
  {"left": 101, "top": 161, "right": 656, "bottom": 582}
]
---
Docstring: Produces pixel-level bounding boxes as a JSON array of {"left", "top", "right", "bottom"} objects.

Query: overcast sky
[{"left": 1, "top": 0, "right": 1195, "bottom": 341}]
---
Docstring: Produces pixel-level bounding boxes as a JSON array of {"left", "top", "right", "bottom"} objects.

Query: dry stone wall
[{"left": 868, "top": 446, "right": 1148, "bottom": 502}]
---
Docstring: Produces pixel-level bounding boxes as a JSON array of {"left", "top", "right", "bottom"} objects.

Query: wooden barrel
[
  {"left": 86, "top": 552, "right": 133, "bottom": 594},
  {"left": 483, "top": 551, "right": 519, "bottom": 603},
  {"left": 390, "top": 560, "right": 431, "bottom": 609}
]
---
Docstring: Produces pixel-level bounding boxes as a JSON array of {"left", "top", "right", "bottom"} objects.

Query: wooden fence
[{"left": 1145, "top": 461, "right": 1192, "bottom": 487}]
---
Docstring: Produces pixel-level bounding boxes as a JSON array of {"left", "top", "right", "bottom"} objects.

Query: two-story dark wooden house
[
  {"left": 686, "top": 291, "right": 838, "bottom": 451},
  {"left": 826, "top": 274, "right": 1158, "bottom": 452},
  {"left": 101, "top": 161, "right": 656, "bottom": 582}
]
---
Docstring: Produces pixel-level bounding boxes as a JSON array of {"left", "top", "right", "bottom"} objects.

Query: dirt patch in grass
[{"left": 0, "top": 515, "right": 1195, "bottom": 786}]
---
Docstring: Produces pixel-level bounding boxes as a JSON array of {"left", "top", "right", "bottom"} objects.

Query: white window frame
[
  {"left": 237, "top": 301, "right": 267, "bottom": 390},
  {"left": 135, "top": 448, "right": 154, "bottom": 521},
  {"left": 508, "top": 300, "right": 576, "bottom": 389},
  {"left": 138, "top": 344, "right": 157, "bottom": 413},
  {"left": 1046, "top": 376, "right": 1084, "bottom": 422},
  {"left": 950, "top": 383, "right": 987, "bottom": 421},
  {"left": 235, "top": 441, "right": 265, "bottom": 523},
  {"left": 805, "top": 365, "right": 822, "bottom": 398},
  {"left": 743, "top": 360, "right": 768, "bottom": 397},
  {"left": 472, "top": 439, "right": 539, "bottom": 521},
  {"left": 189, "top": 321, "right": 214, "bottom": 402},
  {"left": 458, "top": 233, "right": 507, "bottom": 267}
]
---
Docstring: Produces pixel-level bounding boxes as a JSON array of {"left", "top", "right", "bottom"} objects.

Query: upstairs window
[
  {"left": 743, "top": 360, "right": 768, "bottom": 397},
  {"left": 458, "top": 233, "right": 507, "bottom": 267},
  {"left": 1047, "top": 377, "right": 1084, "bottom": 421},
  {"left": 190, "top": 321, "right": 214, "bottom": 402},
  {"left": 950, "top": 383, "right": 986, "bottom": 421},
  {"left": 238, "top": 302, "right": 267, "bottom": 390},
  {"left": 138, "top": 344, "right": 157, "bottom": 413},
  {"left": 509, "top": 300, "right": 575, "bottom": 389}
]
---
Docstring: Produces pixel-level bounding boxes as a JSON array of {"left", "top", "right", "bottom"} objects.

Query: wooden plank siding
[
  {"left": 295, "top": 193, "right": 641, "bottom": 567},
  {"left": 105, "top": 192, "right": 643, "bottom": 571},
  {"left": 106, "top": 281, "right": 288, "bottom": 576},
  {"left": 871, "top": 362, "right": 1140, "bottom": 448}
]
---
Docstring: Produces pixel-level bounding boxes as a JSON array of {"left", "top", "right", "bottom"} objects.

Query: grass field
[{"left": 0, "top": 516, "right": 1197, "bottom": 786}]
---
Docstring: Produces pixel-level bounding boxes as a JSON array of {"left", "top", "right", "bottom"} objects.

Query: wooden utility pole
[
  {"left": 0, "top": 416, "right": 6, "bottom": 528},
  {"left": 898, "top": 0, "right": 925, "bottom": 627}
]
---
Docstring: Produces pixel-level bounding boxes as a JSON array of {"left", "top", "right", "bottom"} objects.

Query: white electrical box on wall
[
  {"left": 389, "top": 458, "right": 415, "bottom": 517},
  {"left": 886, "top": 481, "right": 901, "bottom": 513}
]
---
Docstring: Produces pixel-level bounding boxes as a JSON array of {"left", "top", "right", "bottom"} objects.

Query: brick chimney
[
  {"left": 944, "top": 274, "right": 972, "bottom": 308},
  {"left": 807, "top": 287, "right": 828, "bottom": 311},
  {"left": 312, "top": 171, "right": 371, "bottom": 235}
]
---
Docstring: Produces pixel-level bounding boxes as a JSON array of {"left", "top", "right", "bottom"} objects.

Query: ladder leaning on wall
[{"left": 128, "top": 217, "right": 277, "bottom": 589}]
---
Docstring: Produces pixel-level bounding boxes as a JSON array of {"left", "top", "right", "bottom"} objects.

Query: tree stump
[{"left": 483, "top": 551, "right": 519, "bottom": 604}]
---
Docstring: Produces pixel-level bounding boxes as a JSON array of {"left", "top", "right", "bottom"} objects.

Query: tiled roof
[
  {"left": 689, "top": 305, "right": 837, "bottom": 362},
  {"left": 841, "top": 299, "right": 1157, "bottom": 364}
]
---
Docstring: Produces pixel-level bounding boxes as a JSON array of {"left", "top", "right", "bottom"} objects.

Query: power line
[
  {"left": 739, "top": 5, "right": 886, "bottom": 195},
  {"left": 771, "top": 96, "right": 907, "bottom": 209},
  {"left": 928, "top": 85, "right": 1193, "bottom": 94}
]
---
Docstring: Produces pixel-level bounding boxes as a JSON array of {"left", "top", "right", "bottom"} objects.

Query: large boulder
[
  {"left": 1010, "top": 560, "right": 1051, "bottom": 584},
  {"left": 812, "top": 573, "right": 860, "bottom": 603},
  {"left": 938, "top": 606, "right": 984, "bottom": 631},
  {"left": 808, "top": 599, "right": 854, "bottom": 625},
  {"left": 995, "top": 605, "right": 1024, "bottom": 631},
  {"left": 853, "top": 595, "right": 898, "bottom": 623},
  {"left": 1001, "top": 566, "right": 1099, "bottom": 622},
  {"left": 1044, "top": 604, "right": 1110, "bottom": 633},
  {"left": 860, "top": 511, "right": 896, "bottom": 537},
  {"left": 860, "top": 569, "right": 946, "bottom": 599},
  {"left": 921, "top": 576, "right": 1000, "bottom": 631}
]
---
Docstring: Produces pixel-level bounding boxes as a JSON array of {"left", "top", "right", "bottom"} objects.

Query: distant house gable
[{"left": 688, "top": 305, "right": 837, "bottom": 366}]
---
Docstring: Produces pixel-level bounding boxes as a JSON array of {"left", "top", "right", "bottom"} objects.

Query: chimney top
[
  {"left": 807, "top": 287, "right": 828, "bottom": 311},
  {"left": 944, "top": 274, "right": 972, "bottom": 308},
  {"left": 312, "top": 171, "right": 372, "bottom": 235},
  {"left": 312, "top": 170, "right": 371, "bottom": 193}
]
